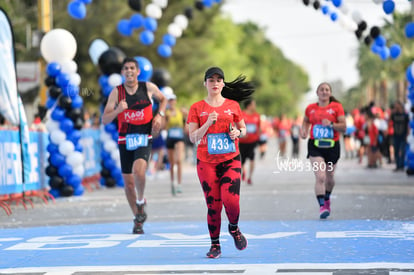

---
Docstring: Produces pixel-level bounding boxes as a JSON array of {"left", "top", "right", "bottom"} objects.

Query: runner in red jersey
[
  {"left": 187, "top": 67, "right": 254, "bottom": 259},
  {"left": 300, "top": 82, "right": 346, "bottom": 219},
  {"left": 239, "top": 99, "right": 261, "bottom": 185},
  {"left": 102, "top": 57, "right": 167, "bottom": 234}
]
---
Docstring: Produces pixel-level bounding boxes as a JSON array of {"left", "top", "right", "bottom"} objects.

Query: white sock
[{"left": 136, "top": 199, "right": 145, "bottom": 205}]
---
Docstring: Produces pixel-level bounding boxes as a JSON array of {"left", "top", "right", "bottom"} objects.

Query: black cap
[{"left": 204, "top": 67, "right": 225, "bottom": 80}]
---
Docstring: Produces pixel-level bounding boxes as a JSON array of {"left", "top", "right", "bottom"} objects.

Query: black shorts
[
  {"left": 166, "top": 137, "right": 184, "bottom": 149},
  {"left": 307, "top": 139, "right": 340, "bottom": 164},
  {"left": 119, "top": 140, "right": 153, "bottom": 174},
  {"left": 239, "top": 142, "right": 258, "bottom": 164}
]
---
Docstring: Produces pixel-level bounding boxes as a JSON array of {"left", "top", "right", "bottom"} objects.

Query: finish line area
[{"left": 0, "top": 220, "right": 413, "bottom": 274}]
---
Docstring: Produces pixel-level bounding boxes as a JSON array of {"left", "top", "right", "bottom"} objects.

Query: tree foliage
[{"left": 4, "top": 0, "right": 310, "bottom": 116}]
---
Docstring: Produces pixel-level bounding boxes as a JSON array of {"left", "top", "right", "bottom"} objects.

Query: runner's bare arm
[{"left": 102, "top": 88, "right": 123, "bottom": 125}]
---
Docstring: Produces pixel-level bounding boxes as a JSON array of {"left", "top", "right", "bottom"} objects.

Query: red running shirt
[
  {"left": 187, "top": 99, "right": 242, "bottom": 163},
  {"left": 239, "top": 111, "right": 261, "bottom": 144},
  {"left": 305, "top": 101, "right": 345, "bottom": 141}
]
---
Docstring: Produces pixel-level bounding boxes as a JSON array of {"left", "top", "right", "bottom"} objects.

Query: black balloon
[
  {"left": 303, "top": 0, "right": 310, "bottom": 6},
  {"left": 45, "top": 75, "right": 56, "bottom": 87},
  {"left": 195, "top": 0, "right": 204, "bottom": 11},
  {"left": 364, "top": 36, "right": 372, "bottom": 46},
  {"left": 370, "top": 26, "right": 381, "bottom": 39},
  {"left": 358, "top": 21, "right": 367, "bottom": 31},
  {"left": 151, "top": 68, "right": 171, "bottom": 87},
  {"left": 60, "top": 184, "right": 74, "bottom": 197},
  {"left": 67, "top": 108, "right": 83, "bottom": 121},
  {"left": 98, "top": 47, "right": 126, "bottom": 75},
  {"left": 46, "top": 165, "right": 58, "bottom": 177},
  {"left": 101, "top": 168, "right": 111, "bottom": 178},
  {"left": 411, "top": 106, "right": 414, "bottom": 113},
  {"left": 48, "top": 85, "right": 62, "bottom": 99},
  {"left": 406, "top": 168, "right": 414, "bottom": 176},
  {"left": 105, "top": 177, "right": 116, "bottom": 187},
  {"left": 128, "top": 0, "right": 142, "bottom": 11},
  {"left": 49, "top": 175, "right": 64, "bottom": 189},
  {"left": 58, "top": 96, "right": 72, "bottom": 110},
  {"left": 184, "top": 7, "right": 193, "bottom": 19},
  {"left": 74, "top": 117, "right": 84, "bottom": 130},
  {"left": 355, "top": 29, "right": 363, "bottom": 40},
  {"left": 313, "top": 0, "right": 320, "bottom": 10}
]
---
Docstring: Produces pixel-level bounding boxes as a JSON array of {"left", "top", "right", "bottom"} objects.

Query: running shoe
[
  {"left": 242, "top": 172, "right": 246, "bottom": 182},
  {"left": 176, "top": 185, "right": 182, "bottom": 193},
  {"left": 247, "top": 178, "right": 252, "bottom": 185},
  {"left": 171, "top": 181, "right": 176, "bottom": 196},
  {"left": 206, "top": 244, "right": 221, "bottom": 259},
  {"left": 324, "top": 199, "right": 331, "bottom": 213},
  {"left": 133, "top": 201, "right": 147, "bottom": 234},
  {"left": 319, "top": 205, "right": 330, "bottom": 219},
  {"left": 228, "top": 225, "right": 248, "bottom": 250}
]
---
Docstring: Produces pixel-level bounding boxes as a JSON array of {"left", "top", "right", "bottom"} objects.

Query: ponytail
[
  {"left": 221, "top": 75, "right": 255, "bottom": 103},
  {"left": 329, "top": 96, "right": 340, "bottom": 103}
]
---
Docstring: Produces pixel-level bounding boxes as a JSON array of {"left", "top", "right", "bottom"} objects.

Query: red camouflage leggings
[{"left": 196, "top": 155, "right": 242, "bottom": 240}]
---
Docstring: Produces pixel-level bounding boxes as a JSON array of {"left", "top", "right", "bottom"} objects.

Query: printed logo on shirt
[
  {"left": 224, "top": 109, "right": 233, "bottom": 116},
  {"left": 326, "top": 108, "right": 336, "bottom": 115},
  {"left": 124, "top": 109, "right": 145, "bottom": 122},
  {"left": 200, "top": 112, "right": 209, "bottom": 117}
]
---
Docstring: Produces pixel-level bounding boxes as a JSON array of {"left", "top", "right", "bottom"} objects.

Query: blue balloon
[
  {"left": 157, "top": 44, "right": 172, "bottom": 58},
  {"left": 104, "top": 123, "right": 117, "bottom": 134},
  {"left": 321, "top": 5, "right": 329, "bottom": 15},
  {"left": 60, "top": 118, "right": 74, "bottom": 133},
  {"left": 73, "top": 184, "right": 84, "bottom": 196},
  {"left": 98, "top": 75, "right": 109, "bottom": 88},
  {"left": 46, "top": 97, "right": 56, "bottom": 109},
  {"left": 75, "top": 143, "right": 83, "bottom": 152},
  {"left": 332, "top": 0, "right": 341, "bottom": 7},
  {"left": 58, "top": 163, "right": 73, "bottom": 178},
  {"left": 51, "top": 107, "right": 65, "bottom": 121},
  {"left": 203, "top": 0, "right": 214, "bottom": 8},
  {"left": 49, "top": 188, "right": 60, "bottom": 199},
  {"left": 406, "top": 66, "right": 414, "bottom": 84},
  {"left": 103, "top": 85, "right": 113, "bottom": 97},
  {"left": 130, "top": 13, "right": 144, "bottom": 29},
  {"left": 330, "top": 12, "right": 338, "bottom": 22},
  {"left": 56, "top": 73, "right": 70, "bottom": 87},
  {"left": 374, "top": 35, "right": 386, "bottom": 47},
  {"left": 143, "top": 17, "right": 157, "bottom": 32},
  {"left": 135, "top": 56, "right": 153, "bottom": 81},
  {"left": 47, "top": 62, "right": 61, "bottom": 77},
  {"left": 111, "top": 131, "right": 119, "bottom": 141},
  {"left": 140, "top": 30, "right": 155, "bottom": 45},
  {"left": 117, "top": 19, "right": 133, "bottom": 36},
  {"left": 71, "top": 95, "right": 83, "bottom": 108},
  {"left": 47, "top": 143, "right": 59, "bottom": 154},
  {"left": 67, "top": 174, "right": 82, "bottom": 188},
  {"left": 370, "top": 44, "right": 381, "bottom": 55},
  {"left": 104, "top": 158, "right": 116, "bottom": 170},
  {"left": 162, "top": 34, "right": 176, "bottom": 47},
  {"left": 379, "top": 47, "right": 390, "bottom": 61},
  {"left": 50, "top": 152, "right": 66, "bottom": 167},
  {"left": 389, "top": 44, "right": 401, "bottom": 59},
  {"left": 67, "top": 0, "right": 87, "bottom": 20},
  {"left": 383, "top": 0, "right": 395, "bottom": 15},
  {"left": 67, "top": 129, "right": 82, "bottom": 143},
  {"left": 405, "top": 22, "right": 414, "bottom": 39},
  {"left": 62, "top": 85, "right": 80, "bottom": 98}
]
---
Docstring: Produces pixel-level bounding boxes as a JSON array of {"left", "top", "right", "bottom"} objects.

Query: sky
[{"left": 221, "top": 0, "right": 413, "bottom": 93}]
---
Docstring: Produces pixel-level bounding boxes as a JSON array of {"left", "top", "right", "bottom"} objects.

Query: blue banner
[{"left": 80, "top": 128, "right": 102, "bottom": 177}]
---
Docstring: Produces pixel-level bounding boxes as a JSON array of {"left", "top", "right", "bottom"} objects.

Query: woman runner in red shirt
[
  {"left": 300, "top": 82, "right": 346, "bottom": 219},
  {"left": 187, "top": 67, "right": 254, "bottom": 259}
]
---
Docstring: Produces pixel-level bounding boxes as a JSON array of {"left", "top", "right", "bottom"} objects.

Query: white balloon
[
  {"left": 410, "top": 142, "right": 414, "bottom": 152},
  {"left": 66, "top": 151, "right": 84, "bottom": 167},
  {"left": 100, "top": 131, "right": 112, "bottom": 143},
  {"left": 339, "top": 3, "right": 349, "bottom": 14},
  {"left": 351, "top": 10, "right": 362, "bottom": 24},
  {"left": 40, "top": 28, "right": 77, "bottom": 63},
  {"left": 146, "top": 3, "right": 162, "bottom": 19},
  {"left": 50, "top": 129, "right": 66, "bottom": 144},
  {"left": 174, "top": 14, "right": 189, "bottom": 30},
  {"left": 58, "top": 140, "right": 75, "bottom": 156},
  {"left": 72, "top": 165, "right": 85, "bottom": 177},
  {"left": 46, "top": 119, "right": 60, "bottom": 132},
  {"left": 111, "top": 150, "right": 120, "bottom": 162},
  {"left": 88, "top": 39, "right": 109, "bottom": 65},
  {"left": 407, "top": 134, "right": 414, "bottom": 144},
  {"left": 108, "top": 73, "right": 123, "bottom": 87},
  {"left": 69, "top": 73, "right": 81, "bottom": 86},
  {"left": 104, "top": 140, "right": 117, "bottom": 152},
  {"left": 152, "top": 0, "right": 168, "bottom": 9},
  {"left": 60, "top": 60, "right": 78, "bottom": 74},
  {"left": 167, "top": 23, "right": 183, "bottom": 38}
]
